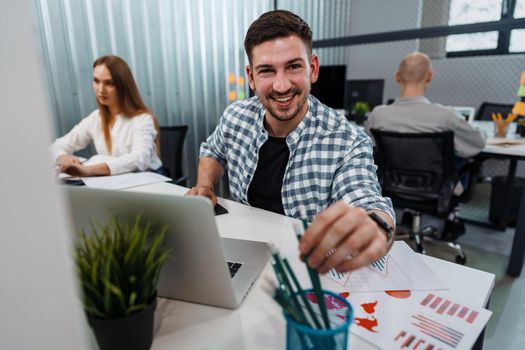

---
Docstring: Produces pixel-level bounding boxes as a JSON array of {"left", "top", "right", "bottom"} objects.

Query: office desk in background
[
  {"left": 472, "top": 121, "right": 525, "bottom": 277},
  {"left": 127, "top": 182, "right": 494, "bottom": 349}
]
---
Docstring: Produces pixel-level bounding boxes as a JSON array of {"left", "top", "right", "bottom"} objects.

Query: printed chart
[
  {"left": 324, "top": 254, "right": 412, "bottom": 291},
  {"left": 420, "top": 293, "right": 479, "bottom": 324},
  {"left": 347, "top": 291, "right": 492, "bottom": 350},
  {"left": 320, "top": 242, "right": 447, "bottom": 292}
]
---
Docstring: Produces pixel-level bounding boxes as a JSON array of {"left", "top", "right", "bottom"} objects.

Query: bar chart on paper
[
  {"left": 320, "top": 242, "right": 448, "bottom": 292},
  {"left": 322, "top": 254, "right": 413, "bottom": 292},
  {"left": 420, "top": 293, "right": 480, "bottom": 324}
]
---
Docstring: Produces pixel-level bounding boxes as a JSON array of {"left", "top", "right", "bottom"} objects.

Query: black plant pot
[
  {"left": 351, "top": 113, "right": 367, "bottom": 125},
  {"left": 87, "top": 296, "right": 157, "bottom": 350}
]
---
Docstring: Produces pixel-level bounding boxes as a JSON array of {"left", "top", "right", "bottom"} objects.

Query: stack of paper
[
  {"left": 57, "top": 154, "right": 172, "bottom": 190},
  {"left": 285, "top": 241, "right": 492, "bottom": 350}
]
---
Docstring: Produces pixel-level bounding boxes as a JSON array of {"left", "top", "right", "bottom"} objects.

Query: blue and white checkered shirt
[{"left": 200, "top": 95, "right": 394, "bottom": 221}]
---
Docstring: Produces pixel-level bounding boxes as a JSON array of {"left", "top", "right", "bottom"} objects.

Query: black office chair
[
  {"left": 159, "top": 125, "right": 188, "bottom": 186},
  {"left": 474, "top": 102, "right": 513, "bottom": 121},
  {"left": 371, "top": 129, "right": 468, "bottom": 264},
  {"left": 474, "top": 102, "right": 515, "bottom": 193}
]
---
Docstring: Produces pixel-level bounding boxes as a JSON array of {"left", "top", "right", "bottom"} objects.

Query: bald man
[{"left": 366, "top": 52, "right": 485, "bottom": 158}]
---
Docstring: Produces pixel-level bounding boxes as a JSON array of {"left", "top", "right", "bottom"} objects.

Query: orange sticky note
[
  {"left": 513, "top": 101, "right": 525, "bottom": 116},
  {"left": 228, "top": 73, "right": 235, "bottom": 84},
  {"left": 237, "top": 76, "right": 245, "bottom": 86},
  {"left": 228, "top": 91, "right": 236, "bottom": 101}
]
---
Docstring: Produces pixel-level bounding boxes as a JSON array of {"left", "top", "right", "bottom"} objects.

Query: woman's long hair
[{"left": 93, "top": 55, "right": 160, "bottom": 155}]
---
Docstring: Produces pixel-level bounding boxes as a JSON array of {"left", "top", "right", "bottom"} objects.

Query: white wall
[{"left": 0, "top": 1, "right": 89, "bottom": 349}]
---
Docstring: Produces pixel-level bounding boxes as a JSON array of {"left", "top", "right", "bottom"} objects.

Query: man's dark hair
[{"left": 244, "top": 10, "right": 312, "bottom": 64}]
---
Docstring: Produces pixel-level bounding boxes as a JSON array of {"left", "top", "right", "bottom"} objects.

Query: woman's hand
[
  {"left": 56, "top": 155, "right": 81, "bottom": 172},
  {"left": 60, "top": 161, "right": 110, "bottom": 177}
]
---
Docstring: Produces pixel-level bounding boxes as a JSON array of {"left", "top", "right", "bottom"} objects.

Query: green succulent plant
[
  {"left": 352, "top": 101, "right": 370, "bottom": 116},
  {"left": 74, "top": 214, "right": 171, "bottom": 319}
]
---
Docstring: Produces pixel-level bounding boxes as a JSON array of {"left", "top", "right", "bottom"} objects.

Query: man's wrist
[
  {"left": 195, "top": 184, "right": 214, "bottom": 191},
  {"left": 368, "top": 211, "right": 394, "bottom": 245}
]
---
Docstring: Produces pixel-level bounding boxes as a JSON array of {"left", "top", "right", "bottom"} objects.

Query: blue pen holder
[{"left": 284, "top": 289, "right": 353, "bottom": 350}]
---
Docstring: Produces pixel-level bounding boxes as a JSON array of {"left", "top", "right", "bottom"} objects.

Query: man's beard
[{"left": 259, "top": 88, "right": 309, "bottom": 122}]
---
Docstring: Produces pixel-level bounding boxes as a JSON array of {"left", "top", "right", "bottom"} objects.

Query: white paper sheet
[
  {"left": 284, "top": 241, "right": 448, "bottom": 293},
  {"left": 347, "top": 290, "right": 491, "bottom": 350},
  {"left": 81, "top": 172, "right": 171, "bottom": 190}
]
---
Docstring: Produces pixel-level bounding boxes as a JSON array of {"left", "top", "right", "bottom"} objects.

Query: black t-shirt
[{"left": 248, "top": 136, "right": 290, "bottom": 215}]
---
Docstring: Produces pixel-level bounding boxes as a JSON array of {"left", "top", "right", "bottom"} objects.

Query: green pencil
[
  {"left": 271, "top": 250, "right": 310, "bottom": 327},
  {"left": 297, "top": 206, "right": 331, "bottom": 330},
  {"left": 282, "top": 257, "right": 323, "bottom": 329}
]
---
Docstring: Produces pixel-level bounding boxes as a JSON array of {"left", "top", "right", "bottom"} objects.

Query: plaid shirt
[{"left": 200, "top": 95, "right": 394, "bottom": 221}]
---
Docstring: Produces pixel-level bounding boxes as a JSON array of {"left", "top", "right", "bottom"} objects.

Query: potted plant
[
  {"left": 74, "top": 214, "right": 171, "bottom": 350},
  {"left": 352, "top": 101, "right": 370, "bottom": 124}
]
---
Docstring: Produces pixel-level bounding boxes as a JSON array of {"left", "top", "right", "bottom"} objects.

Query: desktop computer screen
[
  {"left": 310, "top": 65, "right": 346, "bottom": 109},
  {"left": 344, "top": 79, "right": 384, "bottom": 112}
]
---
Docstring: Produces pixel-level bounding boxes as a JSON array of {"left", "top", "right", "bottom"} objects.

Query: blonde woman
[{"left": 51, "top": 55, "right": 163, "bottom": 176}]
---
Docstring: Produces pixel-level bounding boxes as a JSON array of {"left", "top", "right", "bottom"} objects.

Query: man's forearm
[{"left": 196, "top": 157, "right": 225, "bottom": 189}]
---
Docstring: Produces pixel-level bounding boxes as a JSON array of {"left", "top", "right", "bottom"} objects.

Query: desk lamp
[{"left": 514, "top": 72, "right": 525, "bottom": 136}]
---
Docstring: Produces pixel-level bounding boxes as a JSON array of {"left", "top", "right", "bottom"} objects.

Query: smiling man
[{"left": 187, "top": 10, "right": 395, "bottom": 273}]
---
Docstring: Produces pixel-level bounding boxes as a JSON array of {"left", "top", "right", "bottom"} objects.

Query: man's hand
[
  {"left": 186, "top": 157, "right": 223, "bottom": 206},
  {"left": 185, "top": 186, "right": 218, "bottom": 206},
  {"left": 299, "top": 202, "right": 393, "bottom": 274}
]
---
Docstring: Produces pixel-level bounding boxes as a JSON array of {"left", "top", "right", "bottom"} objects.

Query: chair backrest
[
  {"left": 371, "top": 129, "right": 456, "bottom": 216},
  {"left": 474, "top": 102, "right": 514, "bottom": 121},
  {"left": 159, "top": 125, "right": 188, "bottom": 183}
]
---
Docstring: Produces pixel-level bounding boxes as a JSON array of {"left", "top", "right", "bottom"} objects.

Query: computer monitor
[
  {"left": 310, "top": 65, "right": 346, "bottom": 109},
  {"left": 344, "top": 79, "right": 384, "bottom": 112},
  {"left": 453, "top": 106, "right": 475, "bottom": 123},
  {"left": 474, "top": 102, "right": 514, "bottom": 121}
]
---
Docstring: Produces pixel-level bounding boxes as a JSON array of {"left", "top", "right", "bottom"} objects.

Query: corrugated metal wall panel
[
  {"left": 277, "top": 0, "right": 351, "bottom": 70},
  {"left": 35, "top": 0, "right": 273, "bottom": 184}
]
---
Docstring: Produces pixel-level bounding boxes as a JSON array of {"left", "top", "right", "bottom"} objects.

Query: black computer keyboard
[{"left": 227, "top": 261, "right": 243, "bottom": 278}]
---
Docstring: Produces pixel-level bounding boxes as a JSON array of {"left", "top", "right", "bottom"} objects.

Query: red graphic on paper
[
  {"left": 394, "top": 330, "right": 434, "bottom": 349},
  {"left": 355, "top": 317, "right": 379, "bottom": 333},
  {"left": 361, "top": 301, "right": 377, "bottom": 314},
  {"left": 305, "top": 293, "right": 346, "bottom": 311},
  {"left": 467, "top": 310, "right": 479, "bottom": 323},
  {"left": 421, "top": 293, "right": 479, "bottom": 325},
  {"left": 339, "top": 292, "right": 350, "bottom": 298},
  {"left": 354, "top": 301, "right": 379, "bottom": 333},
  {"left": 385, "top": 290, "right": 411, "bottom": 299},
  {"left": 305, "top": 292, "right": 349, "bottom": 322}
]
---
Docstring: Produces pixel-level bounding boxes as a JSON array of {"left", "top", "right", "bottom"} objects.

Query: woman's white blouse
[{"left": 50, "top": 110, "right": 162, "bottom": 175}]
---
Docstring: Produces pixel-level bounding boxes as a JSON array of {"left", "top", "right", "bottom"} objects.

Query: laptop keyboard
[{"left": 227, "top": 261, "right": 243, "bottom": 278}]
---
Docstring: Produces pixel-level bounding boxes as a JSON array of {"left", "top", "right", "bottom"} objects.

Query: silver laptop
[{"left": 63, "top": 186, "right": 270, "bottom": 309}]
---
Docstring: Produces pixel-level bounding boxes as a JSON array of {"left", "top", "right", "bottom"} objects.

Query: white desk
[
  {"left": 128, "top": 182, "right": 495, "bottom": 349},
  {"left": 471, "top": 121, "right": 525, "bottom": 277}
]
